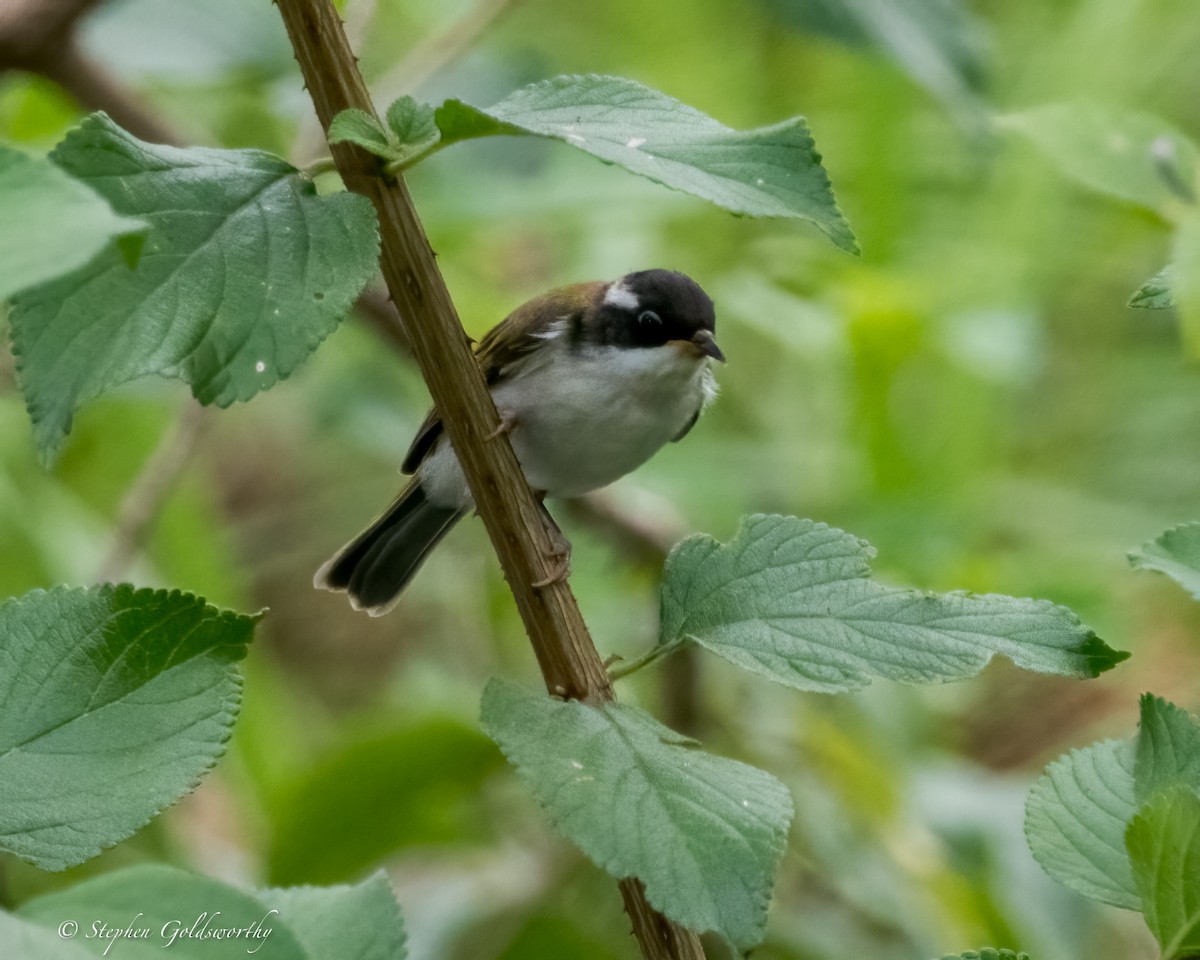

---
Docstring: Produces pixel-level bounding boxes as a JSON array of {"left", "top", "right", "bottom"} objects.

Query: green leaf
[
  {"left": 1131, "top": 522, "right": 1200, "bottom": 599},
  {"left": 766, "top": 0, "right": 987, "bottom": 124},
  {"left": 0, "top": 584, "right": 260, "bottom": 871},
  {"left": 266, "top": 718, "right": 504, "bottom": 885},
  {"left": 1025, "top": 738, "right": 1141, "bottom": 909},
  {"left": 1130, "top": 267, "right": 1175, "bottom": 310},
  {"left": 18, "top": 865, "right": 305, "bottom": 960},
  {"left": 0, "top": 146, "right": 145, "bottom": 301},
  {"left": 1127, "top": 789, "right": 1200, "bottom": 960},
  {"left": 1135, "top": 695, "right": 1200, "bottom": 805},
  {"left": 384, "top": 96, "right": 440, "bottom": 165},
  {"left": 9, "top": 113, "right": 380, "bottom": 463},
  {"left": 1172, "top": 209, "right": 1200, "bottom": 358},
  {"left": 937, "top": 951, "right": 1032, "bottom": 960},
  {"left": 658, "top": 515, "right": 1125, "bottom": 693},
  {"left": 0, "top": 911, "right": 99, "bottom": 960},
  {"left": 1026, "top": 696, "right": 1200, "bottom": 911},
  {"left": 259, "top": 873, "right": 407, "bottom": 960},
  {"left": 480, "top": 678, "right": 793, "bottom": 951},
  {"left": 431, "top": 75, "right": 857, "bottom": 251},
  {"left": 1001, "top": 101, "right": 1199, "bottom": 213},
  {"left": 327, "top": 107, "right": 394, "bottom": 156}
]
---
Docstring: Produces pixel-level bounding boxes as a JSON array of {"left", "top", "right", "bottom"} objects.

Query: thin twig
[
  {"left": 96, "top": 402, "right": 210, "bottom": 583},
  {"left": 272, "top": 2, "right": 703, "bottom": 956}
]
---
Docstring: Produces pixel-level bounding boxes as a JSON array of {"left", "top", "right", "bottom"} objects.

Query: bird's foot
[
  {"left": 486, "top": 409, "right": 518, "bottom": 440},
  {"left": 532, "top": 506, "right": 572, "bottom": 588}
]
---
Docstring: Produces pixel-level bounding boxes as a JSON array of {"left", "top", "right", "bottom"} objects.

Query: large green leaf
[
  {"left": 1131, "top": 522, "right": 1200, "bottom": 599},
  {"left": 1001, "top": 101, "right": 1199, "bottom": 213},
  {"left": 1026, "top": 696, "right": 1200, "bottom": 911},
  {"left": 266, "top": 718, "right": 504, "bottom": 885},
  {"left": 480, "top": 678, "right": 793, "bottom": 951},
  {"left": 658, "top": 515, "right": 1125, "bottom": 693},
  {"left": 0, "top": 911, "right": 100, "bottom": 960},
  {"left": 1024, "top": 738, "right": 1140, "bottom": 909},
  {"left": 259, "top": 873, "right": 407, "bottom": 960},
  {"left": 427, "top": 75, "right": 856, "bottom": 252},
  {"left": 0, "top": 585, "right": 260, "bottom": 871},
  {"left": 0, "top": 146, "right": 144, "bottom": 301},
  {"left": 1127, "top": 789, "right": 1200, "bottom": 960},
  {"left": 18, "top": 865, "right": 305, "bottom": 960},
  {"left": 9, "top": 113, "right": 379, "bottom": 463}
]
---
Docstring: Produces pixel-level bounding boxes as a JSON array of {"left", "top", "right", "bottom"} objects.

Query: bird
[{"left": 315, "top": 268, "right": 724, "bottom": 616}]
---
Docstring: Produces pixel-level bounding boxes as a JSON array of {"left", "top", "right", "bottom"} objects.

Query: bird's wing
[{"left": 400, "top": 284, "right": 600, "bottom": 474}]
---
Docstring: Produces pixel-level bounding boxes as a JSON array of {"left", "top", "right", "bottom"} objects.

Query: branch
[{"left": 272, "top": 2, "right": 703, "bottom": 955}]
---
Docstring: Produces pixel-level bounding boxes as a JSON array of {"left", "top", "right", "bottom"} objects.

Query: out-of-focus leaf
[
  {"left": 0, "top": 585, "right": 259, "bottom": 871},
  {"left": 764, "top": 0, "right": 988, "bottom": 122},
  {"left": 18, "top": 865, "right": 306, "bottom": 959},
  {"left": 495, "top": 915, "right": 626, "bottom": 960},
  {"left": 9, "top": 113, "right": 379, "bottom": 463},
  {"left": 1001, "top": 101, "right": 1198, "bottom": 213},
  {"left": 260, "top": 872, "right": 407, "bottom": 960},
  {"left": 266, "top": 718, "right": 504, "bottom": 885},
  {"left": 480, "top": 678, "right": 793, "bottom": 951},
  {"left": 1131, "top": 522, "right": 1200, "bottom": 599},
  {"left": 0, "top": 146, "right": 144, "bottom": 300},
  {"left": 1172, "top": 210, "right": 1200, "bottom": 357},
  {"left": 1130, "top": 267, "right": 1175, "bottom": 310},
  {"left": 658, "top": 515, "right": 1126, "bottom": 693},
  {"left": 1126, "top": 789, "right": 1200, "bottom": 960},
  {"left": 0, "top": 911, "right": 98, "bottom": 960},
  {"left": 431, "top": 75, "right": 857, "bottom": 251}
]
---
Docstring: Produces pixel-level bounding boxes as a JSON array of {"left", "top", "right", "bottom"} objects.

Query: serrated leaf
[
  {"left": 937, "top": 950, "right": 1032, "bottom": 960},
  {"left": 480, "top": 678, "right": 793, "bottom": 950},
  {"left": 1130, "top": 266, "right": 1175, "bottom": 310},
  {"left": 0, "top": 585, "right": 260, "bottom": 871},
  {"left": 1127, "top": 789, "right": 1200, "bottom": 960},
  {"left": 1001, "top": 101, "right": 1199, "bottom": 213},
  {"left": 328, "top": 107, "right": 395, "bottom": 156},
  {"left": 1135, "top": 695, "right": 1200, "bottom": 804},
  {"left": 659, "top": 515, "right": 1125, "bottom": 694},
  {"left": 0, "top": 146, "right": 145, "bottom": 301},
  {"left": 1131, "top": 522, "right": 1200, "bottom": 599},
  {"left": 431, "top": 75, "right": 856, "bottom": 251},
  {"left": 260, "top": 872, "right": 407, "bottom": 960},
  {"left": 9, "top": 113, "right": 380, "bottom": 463},
  {"left": 19, "top": 865, "right": 305, "bottom": 960},
  {"left": 384, "top": 96, "right": 440, "bottom": 165},
  {"left": 1025, "top": 738, "right": 1141, "bottom": 909},
  {"left": 1026, "top": 696, "right": 1200, "bottom": 911}
]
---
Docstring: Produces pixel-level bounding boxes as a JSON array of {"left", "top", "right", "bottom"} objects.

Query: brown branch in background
[
  {"left": 96, "top": 402, "right": 211, "bottom": 583},
  {"left": 0, "top": 0, "right": 183, "bottom": 146},
  {"left": 272, "top": 1, "right": 703, "bottom": 956}
]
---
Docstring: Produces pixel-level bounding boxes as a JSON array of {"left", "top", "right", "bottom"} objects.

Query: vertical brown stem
[{"left": 271, "top": 2, "right": 703, "bottom": 956}]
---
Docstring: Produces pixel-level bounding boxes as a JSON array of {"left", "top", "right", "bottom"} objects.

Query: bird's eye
[{"left": 637, "top": 310, "right": 662, "bottom": 326}]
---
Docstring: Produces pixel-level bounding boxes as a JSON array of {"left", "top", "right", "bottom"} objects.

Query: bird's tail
[{"left": 314, "top": 482, "right": 464, "bottom": 616}]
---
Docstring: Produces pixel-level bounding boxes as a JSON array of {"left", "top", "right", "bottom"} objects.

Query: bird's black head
[{"left": 588, "top": 269, "right": 723, "bottom": 361}]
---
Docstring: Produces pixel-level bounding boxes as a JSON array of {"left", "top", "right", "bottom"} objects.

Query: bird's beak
[{"left": 691, "top": 329, "right": 725, "bottom": 362}]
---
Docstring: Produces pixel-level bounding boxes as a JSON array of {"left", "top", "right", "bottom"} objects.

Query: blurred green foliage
[{"left": 3, "top": 0, "right": 1200, "bottom": 957}]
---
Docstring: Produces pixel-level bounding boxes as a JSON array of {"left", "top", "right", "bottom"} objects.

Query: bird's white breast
[{"left": 418, "top": 340, "right": 715, "bottom": 507}]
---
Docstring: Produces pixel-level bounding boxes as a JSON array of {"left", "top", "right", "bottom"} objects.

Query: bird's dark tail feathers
[{"left": 314, "top": 482, "right": 464, "bottom": 616}]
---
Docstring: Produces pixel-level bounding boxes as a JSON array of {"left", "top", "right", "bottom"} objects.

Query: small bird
[{"left": 315, "top": 268, "right": 724, "bottom": 615}]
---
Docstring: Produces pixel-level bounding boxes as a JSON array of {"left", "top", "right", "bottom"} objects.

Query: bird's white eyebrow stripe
[{"left": 603, "top": 280, "right": 639, "bottom": 310}]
